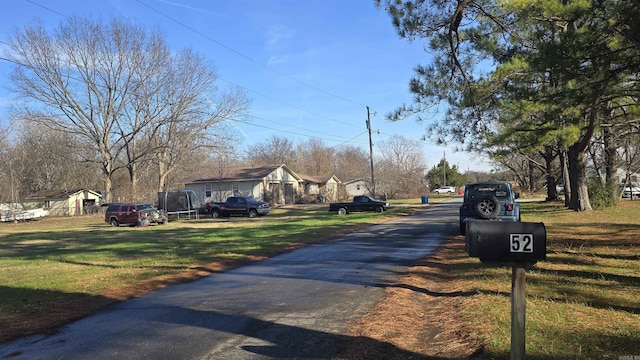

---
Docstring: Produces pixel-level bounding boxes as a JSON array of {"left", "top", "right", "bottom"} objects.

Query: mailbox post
[
  {"left": 511, "top": 264, "right": 526, "bottom": 360},
  {"left": 465, "top": 220, "right": 546, "bottom": 360}
]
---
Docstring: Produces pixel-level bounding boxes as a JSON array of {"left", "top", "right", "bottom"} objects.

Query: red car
[{"left": 104, "top": 203, "right": 168, "bottom": 227}]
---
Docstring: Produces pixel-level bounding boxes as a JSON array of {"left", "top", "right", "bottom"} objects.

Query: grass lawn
[
  {"left": 2, "top": 197, "right": 639, "bottom": 360},
  {"left": 458, "top": 200, "right": 640, "bottom": 359},
  {"left": 0, "top": 204, "right": 419, "bottom": 342}
]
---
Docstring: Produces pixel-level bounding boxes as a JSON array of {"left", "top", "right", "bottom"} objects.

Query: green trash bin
[{"left": 421, "top": 195, "right": 429, "bottom": 204}]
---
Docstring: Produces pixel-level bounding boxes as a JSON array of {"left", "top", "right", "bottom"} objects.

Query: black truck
[
  {"left": 205, "top": 196, "right": 271, "bottom": 218},
  {"left": 328, "top": 195, "right": 389, "bottom": 215}
]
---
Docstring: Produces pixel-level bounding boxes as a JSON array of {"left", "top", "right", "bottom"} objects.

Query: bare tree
[
  {"left": 246, "top": 135, "right": 296, "bottom": 166},
  {"left": 0, "top": 124, "right": 15, "bottom": 203},
  {"left": 294, "top": 138, "right": 334, "bottom": 176},
  {"left": 0, "top": 119, "right": 104, "bottom": 204},
  {"left": 141, "top": 50, "right": 249, "bottom": 196},
  {"left": 374, "top": 135, "right": 427, "bottom": 199},
  {"left": 7, "top": 16, "right": 247, "bottom": 202},
  {"left": 14, "top": 120, "right": 101, "bottom": 192},
  {"left": 333, "top": 144, "right": 369, "bottom": 182},
  {"left": 7, "top": 17, "right": 142, "bottom": 202}
]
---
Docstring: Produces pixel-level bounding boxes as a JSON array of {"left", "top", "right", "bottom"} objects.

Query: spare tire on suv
[{"left": 474, "top": 194, "right": 501, "bottom": 219}]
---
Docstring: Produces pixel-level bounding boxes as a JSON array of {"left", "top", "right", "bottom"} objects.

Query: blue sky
[{"left": 0, "top": 0, "right": 493, "bottom": 172}]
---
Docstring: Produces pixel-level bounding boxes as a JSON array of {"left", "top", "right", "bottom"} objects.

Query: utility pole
[
  {"left": 366, "top": 106, "right": 376, "bottom": 199},
  {"left": 443, "top": 151, "right": 447, "bottom": 186}
]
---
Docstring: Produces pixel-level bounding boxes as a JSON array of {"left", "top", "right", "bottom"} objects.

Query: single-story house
[
  {"left": 182, "top": 164, "right": 303, "bottom": 205},
  {"left": 344, "top": 179, "right": 369, "bottom": 198},
  {"left": 23, "top": 189, "right": 103, "bottom": 216},
  {"left": 298, "top": 174, "right": 341, "bottom": 203}
]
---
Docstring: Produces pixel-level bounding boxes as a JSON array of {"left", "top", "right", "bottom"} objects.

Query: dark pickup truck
[
  {"left": 329, "top": 195, "right": 389, "bottom": 215},
  {"left": 205, "top": 196, "right": 270, "bottom": 218}
]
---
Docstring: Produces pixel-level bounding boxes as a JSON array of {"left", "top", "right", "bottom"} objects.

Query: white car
[
  {"left": 433, "top": 186, "right": 456, "bottom": 194},
  {"left": 622, "top": 186, "right": 640, "bottom": 198}
]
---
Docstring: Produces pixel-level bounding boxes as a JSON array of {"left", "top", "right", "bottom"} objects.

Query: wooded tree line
[
  {"left": 246, "top": 134, "right": 430, "bottom": 199},
  {"left": 378, "top": 0, "right": 640, "bottom": 210},
  {"left": 1, "top": 120, "right": 434, "bottom": 203}
]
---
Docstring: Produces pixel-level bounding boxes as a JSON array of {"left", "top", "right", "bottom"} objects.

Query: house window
[
  {"left": 205, "top": 184, "right": 212, "bottom": 198},
  {"left": 44, "top": 200, "right": 50, "bottom": 209},
  {"left": 356, "top": 185, "right": 361, "bottom": 191}
]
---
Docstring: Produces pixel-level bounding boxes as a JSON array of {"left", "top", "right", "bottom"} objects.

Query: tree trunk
[
  {"left": 603, "top": 123, "right": 618, "bottom": 201},
  {"left": 568, "top": 144, "right": 592, "bottom": 211},
  {"left": 544, "top": 146, "right": 558, "bottom": 201},
  {"left": 127, "top": 161, "right": 138, "bottom": 202},
  {"left": 528, "top": 158, "right": 535, "bottom": 192},
  {"left": 100, "top": 156, "right": 114, "bottom": 203},
  {"left": 560, "top": 150, "right": 571, "bottom": 207},
  {"left": 101, "top": 169, "right": 113, "bottom": 203},
  {"left": 157, "top": 152, "right": 169, "bottom": 194},
  {"left": 567, "top": 96, "right": 598, "bottom": 211},
  {"left": 131, "top": 169, "right": 139, "bottom": 202}
]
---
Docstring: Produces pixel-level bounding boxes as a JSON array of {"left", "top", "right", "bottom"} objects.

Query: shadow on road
[{"left": 149, "top": 305, "right": 461, "bottom": 360}]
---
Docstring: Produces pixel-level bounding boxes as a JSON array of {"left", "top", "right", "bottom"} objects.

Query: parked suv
[
  {"left": 105, "top": 203, "right": 168, "bottom": 227},
  {"left": 459, "top": 182, "right": 520, "bottom": 235}
]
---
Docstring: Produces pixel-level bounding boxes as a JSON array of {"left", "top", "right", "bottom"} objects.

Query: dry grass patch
[{"left": 335, "top": 236, "right": 484, "bottom": 360}]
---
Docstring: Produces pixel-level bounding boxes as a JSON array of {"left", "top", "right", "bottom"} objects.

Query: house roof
[
  {"left": 298, "top": 174, "right": 342, "bottom": 185},
  {"left": 182, "top": 164, "right": 303, "bottom": 184},
  {"left": 24, "top": 189, "right": 102, "bottom": 200},
  {"left": 343, "top": 178, "right": 366, "bottom": 185}
]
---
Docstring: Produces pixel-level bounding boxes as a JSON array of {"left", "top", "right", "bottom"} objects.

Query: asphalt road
[{"left": 1, "top": 200, "right": 461, "bottom": 360}]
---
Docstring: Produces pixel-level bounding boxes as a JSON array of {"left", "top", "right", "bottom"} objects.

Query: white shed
[
  {"left": 344, "top": 179, "right": 369, "bottom": 197},
  {"left": 23, "top": 189, "right": 103, "bottom": 216}
]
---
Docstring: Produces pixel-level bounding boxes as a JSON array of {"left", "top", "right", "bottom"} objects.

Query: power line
[
  {"left": 22, "top": 0, "right": 366, "bottom": 122},
  {"left": 134, "top": 0, "right": 367, "bottom": 108},
  {"left": 216, "top": 77, "right": 362, "bottom": 130},
  {"left": 5, "top": 1, "right": 398, "bottom": 146},
  {"left": 0, "top": 54, "right": 371, "bottom": 146},
  {"left": 25, "top": 0, "right": 70, "bottom": 19},
  {"left": 16, "top": 1, "right": 374, "bottom": 136},
  {"left": 0, "top": 53, "right": 371, "bottom": 144},
  {"left": 229, "top": 115, "right": 369, "bottom": 145}
]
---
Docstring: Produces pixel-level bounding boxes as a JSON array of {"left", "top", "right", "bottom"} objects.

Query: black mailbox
[{"left": 465, "top": 220, "right": 546, "bottom": 261}]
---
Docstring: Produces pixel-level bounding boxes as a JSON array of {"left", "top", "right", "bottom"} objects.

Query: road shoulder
[{"left": 333, "top": 236, "right": 484, "bottom": 359}]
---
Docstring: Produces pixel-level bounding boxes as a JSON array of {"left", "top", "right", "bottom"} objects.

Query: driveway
[{"left": 0, "top": 201, "right": 461, "bottom": 359}]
